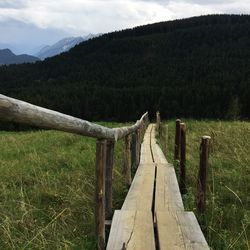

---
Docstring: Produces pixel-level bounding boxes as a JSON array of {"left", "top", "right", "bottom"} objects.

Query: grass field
[
  {"left": 0, "top": 121, "right": 249, "bottom": 249},
  {"left": 159, "top": 120, "right": 250, "bottom": 250},
  {"left": 0, "top": 123, "right": 128, "bottom": 249}
]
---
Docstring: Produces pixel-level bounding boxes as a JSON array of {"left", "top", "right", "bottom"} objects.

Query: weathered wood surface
[
  {"left": 151, "top": 124, "right": 168, "bottom": 164},
  {"left": 140, "top": 124, "right": 153, "bottom": 164},
  {"left": 177, "top": 212, "right": 210, "bottom": 250},
  {"left": 122, "top": 164, "right": 155, "bottom": 211},
  {"left": 155, "top": 164, "right": 184, "bottom": 212},
  {"left": 180, "top": 123, "right": 186, "bottom": 194},
  {"left": 197, "top": 136, "right": 211, "bottom": 213},
  {"left": 124, "top": 134, "right": 132, "bottom": 185},
  {"left": 0, "top": 94, "right": 148, "bottom": 140},
  {"left": 156, "top": 211, "right": 209, "bottom": 250},
  {"left": 108, "top": 124, "right": 209, "bottom": 250},
  {"left": 175, "top": 119, "right": 181, "bottom": 160},
  {"left": 95, "top": 139, "right": 107, "bottom": 250},
  {"left": 106, "top": 210, "right": 155, "bottom": 250},
  {"left": 105, "top": 140, "right": 115, "bottom": 219}
]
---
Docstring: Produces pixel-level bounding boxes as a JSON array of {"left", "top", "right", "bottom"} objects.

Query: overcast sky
[{"left": 0, "top": 0, "right": 250, "bottom": 54}]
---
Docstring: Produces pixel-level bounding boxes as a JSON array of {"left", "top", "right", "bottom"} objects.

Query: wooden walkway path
[{"left": 107, "top": 124, "right": 209, "bottom": 250}]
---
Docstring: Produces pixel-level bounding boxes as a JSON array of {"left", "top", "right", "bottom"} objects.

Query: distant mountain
[
  {"left": 0, "top": 49, "right": 40, "bottom": 65},
  {"left": 35, "top": 35, "right": 97, "bottom": 59},
  {"left": 1, "top": 15, "right": 250, "bottom": 121}
]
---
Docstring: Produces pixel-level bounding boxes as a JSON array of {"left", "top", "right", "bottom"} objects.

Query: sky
[{"left": 0, "top": 0, "right": 250, "bottom": 54}]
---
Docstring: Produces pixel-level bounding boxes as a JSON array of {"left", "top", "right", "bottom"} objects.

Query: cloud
[
  {"left": 0, "top": 0, "right": 27, "bottom": 9},
  {"left": 0, "top": 0, "right": 250, "bottom": 53}
]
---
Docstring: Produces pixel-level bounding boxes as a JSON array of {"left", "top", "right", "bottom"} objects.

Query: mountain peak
[
  {"left": 0, "top": 48, "right": 40, "bottom": 65},
  {"left": 35, "top": 34, "right": 98, "bottom": 60},
  {"left": 0, "top": 48, "right": 14, "bottom": 56}
]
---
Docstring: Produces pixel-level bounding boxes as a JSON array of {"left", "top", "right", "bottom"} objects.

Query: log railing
[{"left": 0, "top": 94, "right": 150, "bottom": 249}]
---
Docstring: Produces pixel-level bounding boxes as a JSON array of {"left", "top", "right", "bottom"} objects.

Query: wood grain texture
[
  {"left": 124, "top": 134, "right": 132, "bottom": 185},
  {"left": 177, "top": 212, "right": 210, "bottom": 250},
  {"left": 140, "top": 124, "right": 153, "bottom": 164},
  {"left": 95, "top": 139, "right": 107, "bottom": 250},
  {"left": 156, "top": 211, "right": 186, "bottom": 250},
  {"left": 155, "top": 164, "right": 184, "bottom": 212},
  {"left": 122, "top": 164, "right": 155, "bottom": 211},
  {"left": 106, "top": 210, "right": 155, "bottom": 250},
  {"left": 107, "top": 123, "right": 209, "bottom": 250},
  {"left": 156, "top": 211, "right": 209, "bottom": 250},
  {"left": 0, "top": 94, "right": 148, "bottom": 140},
  {"left": 105, "top": 140, "right": 115, "bottom": 219}
]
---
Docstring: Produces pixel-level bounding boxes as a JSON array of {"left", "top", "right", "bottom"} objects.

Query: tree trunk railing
[{"left": 0, "top": 94, "right": 149, "bottom": 250}]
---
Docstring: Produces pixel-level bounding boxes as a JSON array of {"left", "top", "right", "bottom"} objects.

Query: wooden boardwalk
[{"left": 107, "top": 124, "right": 209, "bottom": 250}]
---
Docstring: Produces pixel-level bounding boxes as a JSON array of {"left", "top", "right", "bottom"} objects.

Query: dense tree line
[{"left": 0, "top": 14, "right": 250, "bottom": 123}]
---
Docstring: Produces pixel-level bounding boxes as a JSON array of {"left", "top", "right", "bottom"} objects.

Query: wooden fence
[
  {"left": 158, "top": 117, "right": 211, "bottom": 215},
  {"left": 0, "top": 94, "right": 150, "bottom": 249}
]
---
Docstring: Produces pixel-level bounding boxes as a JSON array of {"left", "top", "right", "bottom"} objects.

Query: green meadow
[
  {"left": 160, "top": 120, "right": 250, "bottom": 250},
  {"left": 0, "top": 123, "right": 128, "bottom": 249},
  {"left": 0, "top": 121, "right": 249, "bottom": 249}
]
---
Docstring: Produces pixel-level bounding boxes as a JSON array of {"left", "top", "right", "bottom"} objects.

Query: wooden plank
[
  {"left": 107, "top": 210, "right": 155, "bottom": 250},
  {"left": 139, "top": 124, "right": 154, "bottom": 164},
  {"left": 155, "top": 164, "right": 184, "bottom": 212},
  {"left": 156, "top": 211, "right": 209, "bottom": 250},
  {"left": 150, "top": 124, "right": 168, "bottom": 164},
  {"left": 177, "top": 212, "right": 209, "bottom": 250},
  {"left": 156, "top": 211, "right": 186, "bottom": 250},
  {"left": 151, "top": 143, "right": 168, "bottom": 164},
  {"left": 140, "top": 142, "right": 153, "bottom": 164},
  {"left": 122, "top": 164, "right": 155, "bottom": 211},
  {"left": 0, "top": 94, "right": 148, "bottom": 140}
]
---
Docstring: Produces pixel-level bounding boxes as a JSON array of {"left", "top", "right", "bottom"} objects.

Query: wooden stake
[
  {"left": 136, "top": 128, "right": 140, "bottom": 167},
  {"left": 174, "top": 119, "right": 181, "bottom": 160},
  {"left": 197, "top": 136, "right": 211, "bottom": 214},
  {"left": 180, "top": 123, "right": 186, "bottom": 194},
  {"left": 131, "top": 132, "right": 137, "bottom": 170},
  {"left": 124, "top": 135, "right": 132, "bottom": 185},
  {"left": 105, "top": 140, "right": 115, "bottom": 220},
  {"left": 156, "top": 111, "right": 161, "bottom": 133},
  {"left": 95, "top": 139, "right": 107, "bottom": 250},
  {"left": 165, "top": 124, "right": 168, "bottom": 155}
]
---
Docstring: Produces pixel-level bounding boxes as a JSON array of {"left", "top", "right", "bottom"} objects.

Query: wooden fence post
[
  {"left": 156, "top": 111, "right": 161, "bottom": 134},
  {"left": 145, "top": 113, "right": 150, "bottom": 127},
  {"left": 105, "top": 140, "right": 115, "bottom": 220},
  {"left": 131, "top": 132, "right": 137, "bottom": 170},
  {"left": 180, "top": 123, "right": 186, "bottom": 194},
  {"left": 197, "top": 136, "right": 211, "bottom": 214},
  {"left": 124, "top": 135, "right": 132, "bottom": 185},
  {"left": 136, "top": 128, "right": 140, "bottom": 167},
  {"left": 174, "top": 119, "right": 181, "bottom": 160},
  {"left": 164, "top": 124, "right": 168, "bottom": 155},
  {"left": 95, "top": 139, "right": 107, "bottom": 250}
]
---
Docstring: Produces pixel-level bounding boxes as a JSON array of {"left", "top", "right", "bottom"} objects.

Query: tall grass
[
  {"left": 160, "top": 120, "right": 250, "bottom": 250},
  {"left": 0, "top": 123, "right": 128, "bottom": 249}
]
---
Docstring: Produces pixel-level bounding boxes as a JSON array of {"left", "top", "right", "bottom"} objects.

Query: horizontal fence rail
[
  {"left": 0, "top": 94, "right": 148, "bottom": 140},
  {"left": 0, "top": 94, "right": 151, "bottom": 249}
]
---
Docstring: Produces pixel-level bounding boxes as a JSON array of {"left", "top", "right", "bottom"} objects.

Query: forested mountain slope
[{"left": 0, "top": 15, "right": 250, "bottom": 121}]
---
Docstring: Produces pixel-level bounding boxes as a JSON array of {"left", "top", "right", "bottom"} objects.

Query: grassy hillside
[
  {"left": 0, "top": 124, "right": 128, "bottom": 249},
  {"left": 160, "top": 120, "right": 250, "bottom": 249},
  {"left": 1, "top": 15, "right": 250, "bottom": 121}
]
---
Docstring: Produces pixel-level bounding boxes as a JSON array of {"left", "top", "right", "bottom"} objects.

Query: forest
[{"left": 0, "top": 14, "right": 250, "bottom": 122}]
